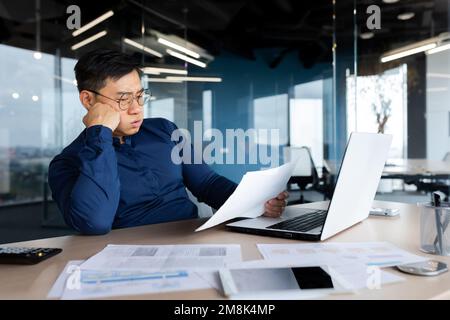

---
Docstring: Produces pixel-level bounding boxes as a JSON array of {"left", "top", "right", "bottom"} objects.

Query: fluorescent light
[
  {"left": 12, "top": 92, "right": 19, "bottom": 99},
  {"left": 33, "top": 52, "right": 42, "bottom": 60},
  {"left": 71, "top": 30, "right": 107, "bottom": 50},
  {"left": 381, "top": 43, "right": 436, "bottom": 63},
  {"left": 142, "top": 70, "right": 160, "bottom": 75},
  {"left": 157, "top": 37, "right": 200, "bottom": 58},
  {"left": 32, "top": 95, "right": 39, "bottom": 102},
  {"left": 123, "top": 38, "right": 163, "bottom": 58},
  {"left": 426, "top": 43, "right": 450, "bottom": 55},
  {"left": 166, "top": 76, "right": 222, "bottom": 82},
  {"left": 147, "top": 78, "right": 183, "bottom": 83},
  {"left": 72, "top": 10, "right": 114, "bottom": 37},
  {"left": 360, "top": 32, "right": 374, "bottom": 40},
  {"left": 427, "top": 87, "right": 448, "bottom": 93},
  {"left": 142, "top": 67, "right": 187, "bottom": 75},
  {"left": 382, "top": 0, "right": 399, "bottom": 3},
  {"left": 427, "top": 73, "right": 450, "bottom": 79},
  {"left": 397, "top": 12, "right": 415, "bottom": 21},
  {"left": 54, "top": 75, "right": 78, "bottom": 86},
  {"left": 166, "top": 49, "right": 206, "bottom": 68}
]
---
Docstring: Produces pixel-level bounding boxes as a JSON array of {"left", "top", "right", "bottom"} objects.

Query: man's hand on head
[
  {"left": 83, "top": 102, "right": 121, "bottom": 132},
  {"left": 263, "top": 191, "right": 289, "bottom": 218}
]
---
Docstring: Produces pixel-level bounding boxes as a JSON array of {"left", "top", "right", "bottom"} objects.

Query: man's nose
[{"left": 128, "top": 99, "right": 142, "bottom": 114}]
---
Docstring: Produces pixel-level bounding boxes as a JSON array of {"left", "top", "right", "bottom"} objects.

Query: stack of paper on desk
[
  {"left": 48, "top": 244, "right": 241, "bottom": 299},
  {"left": 196, "top": 159, "right": 298, "bottom": 231}
]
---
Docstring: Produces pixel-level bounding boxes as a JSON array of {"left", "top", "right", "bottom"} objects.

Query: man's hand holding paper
[
  {"left": 195, "top": 160, "right": 298, "bottom": 231},
  {"left": 263, "top": 191, "right": 289, "bottom": 218}
]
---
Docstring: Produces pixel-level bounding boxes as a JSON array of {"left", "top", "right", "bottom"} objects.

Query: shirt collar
[{"left": 113, "top": 135, "right": 132, "bottom": 147}]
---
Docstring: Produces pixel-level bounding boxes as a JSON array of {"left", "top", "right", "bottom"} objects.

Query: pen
[{"left": 432, "top": 192, "right": 443, "bottom": 254}]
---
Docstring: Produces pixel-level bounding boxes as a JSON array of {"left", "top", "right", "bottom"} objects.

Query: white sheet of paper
[
  {"left": 328, "top": 263, "right": 404, "bottom": 292},
  {"left": 79, "top": 244, "right": 242, "bottom": 272},
  {"left": 195, "top": 159, "right": 298, "bottom": 232},
  {"left": 47, "top": 260, "right": 84, "bottom": 299},
  {"left": 257, "top": 242, "right": 428, "bottom": 269}
]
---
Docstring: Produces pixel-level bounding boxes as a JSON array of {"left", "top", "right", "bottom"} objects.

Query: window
[
  {"left": 346, "top": 65, "right": 407, "bottom": 159},
  {"left": 149, "top": 98, "right": 175, "bottom": 122},
  {"left": 289, "top": 80, "right": 324, "bottom": 168},
  {"left": 253, "top": 94, "right": 288, "bottom": 145},
  {"left": 202, "top": 90, "right": 212, "bottom": 140}
]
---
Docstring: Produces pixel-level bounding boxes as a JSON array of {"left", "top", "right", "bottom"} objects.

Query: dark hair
[{"left": 74, "top": 49, "right": 143, "bottom": 92}]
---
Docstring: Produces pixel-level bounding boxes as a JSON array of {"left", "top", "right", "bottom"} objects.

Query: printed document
[
  {"left": 257, "top": 242, "right": 428, "bottom": 268},
  {"left": 80, "top": 244, "right": 242, "bottom": 271},
  {"left": 48, "top": 260, "right": 220, "bottom": 300}
]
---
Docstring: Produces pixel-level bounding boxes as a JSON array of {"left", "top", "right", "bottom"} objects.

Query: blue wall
[{"left": 186, "top": 49, "right": 333, "bottom": 183}]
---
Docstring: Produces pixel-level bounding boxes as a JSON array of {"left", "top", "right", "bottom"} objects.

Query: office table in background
[
  {"left": 324, "top": 159, "right": 450, "bottom": 179},
  {"left": 0, "top": 201, "right": 449, "bottom": 300},
  {"left": 383, "top": 159, "right": 450, "bottom": 179}
]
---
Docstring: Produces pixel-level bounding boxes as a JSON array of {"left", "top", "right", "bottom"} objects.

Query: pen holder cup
[{"left": 418, "top": 202, "right": 450, "bottom": 256}]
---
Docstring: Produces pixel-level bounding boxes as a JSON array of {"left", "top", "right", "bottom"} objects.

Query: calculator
[{"left": 0, "top": 247, "right": 62, "bottom": 265}]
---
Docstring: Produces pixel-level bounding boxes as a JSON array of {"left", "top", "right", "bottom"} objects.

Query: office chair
[
  {"left": 409, "top": 153, "right": 450, "bottom": 201},
  {"left": 285, "top": 146, "right": 320, "bottom": 204},
  {"left": 186, "top": 188, "right": 214, "bottom": 218}
]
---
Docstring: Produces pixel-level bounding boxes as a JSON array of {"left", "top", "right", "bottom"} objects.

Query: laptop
[{"left": 226, "top": 132, "right": 393, "bottom": 241}]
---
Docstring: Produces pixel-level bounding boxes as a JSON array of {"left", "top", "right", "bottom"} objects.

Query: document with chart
[{"left": 48, "top": 260, "right": 221, "bottom": 300}]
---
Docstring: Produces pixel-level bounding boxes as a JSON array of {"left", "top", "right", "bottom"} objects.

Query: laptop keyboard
[{"left": 267, "top": 210, "right": 327, "bottom": 232}]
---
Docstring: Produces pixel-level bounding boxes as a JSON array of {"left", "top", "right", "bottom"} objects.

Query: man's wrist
[
  {"left": 86, "top": 125, "right": 113, "bottom": 144},
  {"left": 87, "top": 120, "right": 115, "bottom": 131}
]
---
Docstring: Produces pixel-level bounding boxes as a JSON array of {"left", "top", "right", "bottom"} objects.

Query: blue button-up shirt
[{"left": 48, "top": 118, "right": 237, "bottom": 235}]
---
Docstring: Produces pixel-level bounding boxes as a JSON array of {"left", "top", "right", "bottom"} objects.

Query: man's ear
[{"left": 79, "top": 90, "right": 94, "bottom": 110}]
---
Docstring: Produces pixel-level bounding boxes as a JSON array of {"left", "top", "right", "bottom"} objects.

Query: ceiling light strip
[
  {"left": 124, "top": 38, "right": 163, "bottom": 58},
  {"left": 147, "top": 78, "right": 183, "bottom": 83},
  {"left": 381, "top": 43, "right": 436, "bottom": 63},
  {"left": 166, "top": 49, "right": 206, "bottom": 68},
  {"left": 72, "top": 10, "right": 114, "bottom": 37},
  {"left": 426, "top": 43, "right": 450, "bottom": 55},
  {"left": 157, "top": 37, "right": 200, "bottom": 58},
  {"left": 166, "top": 76, "right": 222, "bottom": 82},
  {"left": 142, "top": 67, "right": 188, "bottom": 75},
  {"left": 71, "top": 30, "right": 107, "bottom": 50}
]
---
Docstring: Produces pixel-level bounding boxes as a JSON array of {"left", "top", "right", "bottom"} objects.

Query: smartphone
[
  {"left": 219, "top": 266, "right": 335, "bottom": 298},
  {"left": 369, "top": 208, "right": 399, "bottom": 217},
  {"left": 396, "top": 260, "right": 448, "bottom": 276}
]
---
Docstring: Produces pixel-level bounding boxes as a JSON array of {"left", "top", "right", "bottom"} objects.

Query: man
[{"left": 48, "top": 49, "right": 288, "bottom": 235}]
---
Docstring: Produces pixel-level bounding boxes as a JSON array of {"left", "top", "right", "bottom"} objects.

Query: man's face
[{"left": 94, "top": 70, "right": 144, "bottom": 137}]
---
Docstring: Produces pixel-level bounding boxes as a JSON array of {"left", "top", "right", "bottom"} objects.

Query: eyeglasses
[{"left": 87, "top": 89, "right": 152, "bottom": 111}]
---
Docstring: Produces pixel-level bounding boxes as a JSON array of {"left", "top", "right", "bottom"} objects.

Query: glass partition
[
  {"left": 355, "top": 0, "right": 450, "bottom": 200},
  {"left": 0, "top": 0, "right": 365, "bottom": 242}
]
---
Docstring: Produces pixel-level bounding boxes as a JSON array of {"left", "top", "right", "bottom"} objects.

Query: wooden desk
[{"left": 1, "top": 201, "right": 449, "bottom": 300}]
